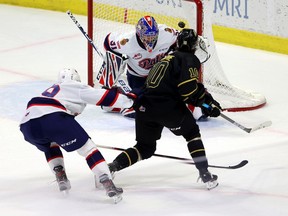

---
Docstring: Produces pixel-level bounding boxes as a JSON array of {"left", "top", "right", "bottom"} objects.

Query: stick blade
[
  {"left": 229, "top": 160, "right": 248, "bottom": 169},
  {"left": 249, "top": 120, "right": 272, "bottom": 133},
  {"left": 183, "top": 160, "right": 248, "bottom": 169}
]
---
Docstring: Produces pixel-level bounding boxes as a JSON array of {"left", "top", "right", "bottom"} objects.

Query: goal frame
[
  {"left": 87, "top": 0, "right": 203, "bottom": 87},
  {"left": 86, "top": 0, "right": 266, "bottom": 112}
]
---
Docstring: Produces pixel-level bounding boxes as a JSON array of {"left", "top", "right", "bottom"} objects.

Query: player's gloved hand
[
  {"left": 127, "top": 87, "right": 145, "bottom": 109},
  {"left": 201, "top": 93, "right": 222, "bottom": 118}
]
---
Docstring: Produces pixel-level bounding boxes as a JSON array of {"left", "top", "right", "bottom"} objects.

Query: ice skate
[
  {"left": 198, "top": 170, "right": 218, "bottom": 190},
  {"left": 94, "top": 174, "right": 105, "bottom": 189},
  {"left": 99, "top": 174, "right": 123, "bottom": 204},
  {"left": 53, "top": 165, "right": 71, "bottom": 192}
]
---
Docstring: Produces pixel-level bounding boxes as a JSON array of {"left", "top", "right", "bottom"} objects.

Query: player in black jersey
[{"left": 108, "top": 28, "right": 222, "bottom": 190}]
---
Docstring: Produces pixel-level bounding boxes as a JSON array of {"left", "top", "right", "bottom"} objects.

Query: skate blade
[
  {"left": 112, "top": 195, "right": 123, "bottom": 204},
  {"left": 206, "top": 181, "right": 219, "bottom": 190},
  {"left": 60, "top": 188, "right": 70, "bottom": 197},
  {"left": 59, "top": 183, "right": 71, "bottom": 191}
]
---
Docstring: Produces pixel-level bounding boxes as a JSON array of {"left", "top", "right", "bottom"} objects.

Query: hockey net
[{"left": 87, "top": 0, "right": 266, "bottom": 111}]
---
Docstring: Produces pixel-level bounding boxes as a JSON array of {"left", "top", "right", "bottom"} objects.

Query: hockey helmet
[
  {"left": 58, "top": 68, "right": 81, "bottom": 83},
  {"left": 177, "top": 28, "right": 198, "bottom": 52},
  {"left": 136, "top": 15, "right": 159, "bottom": 52}
]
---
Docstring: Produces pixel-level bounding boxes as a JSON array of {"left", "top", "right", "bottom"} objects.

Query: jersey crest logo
[
  {"left": 138, "top": 53, "right": 167, "bottom": 69},
  {"left": 133, "top": 53, "right": 142, "bottom": 60}
]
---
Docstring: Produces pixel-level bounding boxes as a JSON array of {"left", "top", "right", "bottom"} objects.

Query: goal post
[{"left": 87, "top": 0, "right": 266, "bottom": 111}]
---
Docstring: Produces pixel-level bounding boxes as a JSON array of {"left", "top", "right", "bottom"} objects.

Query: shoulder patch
[
  {"left": 189, "top": 67, "right": 199, "bottom": 79},
  {"left": 162, "top": 55, "right": 174, "bottom": 61},
  {"left": 120, "top": 38, "right": 129, "bottom": 46},
  {"left": 164, "top": 28, "right": 173, "bottom": 33}
]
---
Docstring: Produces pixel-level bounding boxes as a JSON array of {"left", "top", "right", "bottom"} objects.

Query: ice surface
[{"left": 0, "top": 4, "right": 288, "bottom": 216}]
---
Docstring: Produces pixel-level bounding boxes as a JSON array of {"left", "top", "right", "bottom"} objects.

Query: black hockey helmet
[{"left": 177, "top": 28, "right": 198, "bottom": 52}]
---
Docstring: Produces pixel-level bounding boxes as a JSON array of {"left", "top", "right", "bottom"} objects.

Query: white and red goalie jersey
[
  {"left": 20, "top": 80, "right": 134, "bottom": 124},
  {"left": 104, "top": 24, "right": 178, "bottom": 78}
]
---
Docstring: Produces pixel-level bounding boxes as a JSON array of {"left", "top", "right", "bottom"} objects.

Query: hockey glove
[
  {"left": 201, "top": 94, "right": 222, "bottom": 118},
  {"left": 128, "top": 87, "right": 146, "bottom": 110}
]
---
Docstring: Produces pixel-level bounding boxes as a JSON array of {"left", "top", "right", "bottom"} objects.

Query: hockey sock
[
  {"left": 187, "top": 137, "right": 208, "bottom": 171},
  {"left": 86, "top": 149, "right": 112, "bottom": 179},
  {"left": 77, "top": 139, "right": 112, "bottom": 179},
  {"left": 113, "top": 147, "right": 140, "bottom": 171},
  {"left": 45, "top": 145, "right": 63, "bottom": 161},
  {"left": 45, "top": 144, "right": 65, "bottom": 174}
]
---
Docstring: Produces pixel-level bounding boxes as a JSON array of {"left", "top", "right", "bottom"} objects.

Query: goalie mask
[
  {"left": 136, "top": 16, "right": 159, "bottom": 53},
  {"left": 58, "top": 68, "right": 81, "bottom": 83},
  {"left": 177, "top": 28, "right": 198, "bottom": 52}
]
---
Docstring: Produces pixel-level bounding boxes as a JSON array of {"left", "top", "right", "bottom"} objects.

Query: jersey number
[
  {"left": 146, "top": 61, "right": 169, "bottom": 88},
  {"left": 42, "top": 84, "right": 60, "bottom": 97}
]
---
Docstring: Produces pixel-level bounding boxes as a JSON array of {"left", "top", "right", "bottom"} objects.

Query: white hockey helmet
[{"left": 58, "top": 68, "right": 81, "bottom": 83}]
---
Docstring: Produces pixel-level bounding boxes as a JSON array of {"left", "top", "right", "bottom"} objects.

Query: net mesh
[{"left": 90, "top": 0, "right": 266, "bottom": 111}]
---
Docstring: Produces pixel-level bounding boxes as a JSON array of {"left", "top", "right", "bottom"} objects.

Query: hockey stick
[
  {"left": 66, "top": 10, "right": 104, "bottom": 60},
  {"left": 97, "top": 144, "right": 248, "bottom": 169},
  {"left": 202, "top": 104, "right": 272, "bottom": 133},
  {"left": 220, "top": 113, "right": 272, "bottom": 133},
  {"left": 67, "top": 10, "right": 129, "bottom": 90}
]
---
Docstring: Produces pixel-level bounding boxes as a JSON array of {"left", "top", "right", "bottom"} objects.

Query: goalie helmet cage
[{"left": 87, "top": 0, "right": 266, "bottom": 111}]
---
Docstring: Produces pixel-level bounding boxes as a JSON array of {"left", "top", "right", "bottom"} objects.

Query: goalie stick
[
  {"left": 67, "top": 10, "right": 128, "bottom": 90},
  {"left": 97, "top": 144, "right": 248, "bottom": 170},
  {"left": 67, "top": 10, "right": 104, "bottom": 60}
]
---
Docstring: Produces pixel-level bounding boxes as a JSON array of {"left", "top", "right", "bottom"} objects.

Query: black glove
[
  {"left": 127, "top": 87, "right": 145, "bottom": 109},
  {"left": 201, "top": 93, "right": 222, "bottom": 117}
]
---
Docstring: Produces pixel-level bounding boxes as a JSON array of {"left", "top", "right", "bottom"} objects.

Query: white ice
[{"left": 0, "top": 4, "right": 288, "bottom": 216}]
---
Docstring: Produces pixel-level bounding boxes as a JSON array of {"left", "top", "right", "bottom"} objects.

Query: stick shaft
[
  {"left": 97, "top": 144, "right": 248, "bottom": 169},
  {"left": 220, "top": 113, "right": 250, "bottom": 132},
  {"left": 66, "top": 10, "right": 104, "bottom": 60}
]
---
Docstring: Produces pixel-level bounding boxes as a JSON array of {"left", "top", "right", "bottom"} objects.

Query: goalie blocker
[
  {"left": 97, "top": 51, "right": 128, "bottom": 89},
  {"left": 97, "top": 51, "right": 137, "bottom": 118}
]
